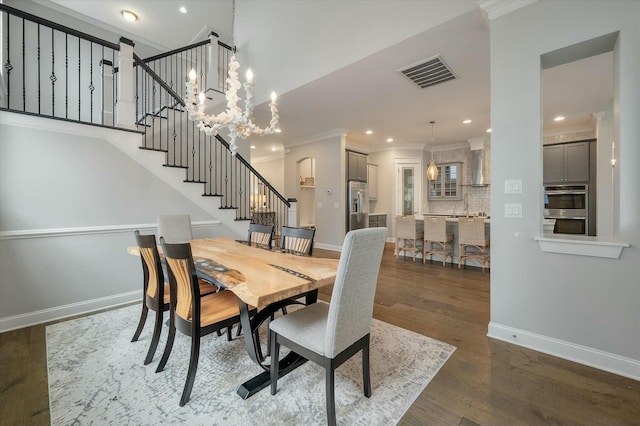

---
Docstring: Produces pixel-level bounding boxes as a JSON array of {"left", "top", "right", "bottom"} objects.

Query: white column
[
  {"left": 287, "top": 199, "right": 299, "bottom": 227},
  {"left": 116, "top": 38, "right": 136, "bottom": 130}
]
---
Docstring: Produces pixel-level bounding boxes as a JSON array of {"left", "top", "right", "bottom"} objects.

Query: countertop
[{"left": 422, "top": 214, "right": 491, "bottom": 224}]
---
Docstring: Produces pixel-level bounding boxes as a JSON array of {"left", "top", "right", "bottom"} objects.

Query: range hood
[{"left": 468, "top": 138, "right": 488, "bottom": 186}]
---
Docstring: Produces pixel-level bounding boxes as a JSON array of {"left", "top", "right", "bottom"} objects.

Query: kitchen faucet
[{"left": 463, "top": 192, "right": 469, "bottom": 217}]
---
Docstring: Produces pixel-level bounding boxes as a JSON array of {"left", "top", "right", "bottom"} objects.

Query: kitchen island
[{"left": 404, "top": 214, "right": 491, "bottom": 268}]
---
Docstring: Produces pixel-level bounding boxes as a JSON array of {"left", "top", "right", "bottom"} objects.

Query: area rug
[{"left": 46, "top": 304, "right": 455, "bottom": 425}]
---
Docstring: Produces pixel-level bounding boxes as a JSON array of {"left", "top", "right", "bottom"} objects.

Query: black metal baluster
[
  {"left": 3, "top": 12, "right": 12, "bottom": 108},
  {"left": 22, "top": 17, "right": 25, "bottom": 111},
  {"left": 100, "top": 45, "right": 104, "bottom": 125},
  {"left": 77, "top": 37, "right": 80, "bottom": 120},
  {"left": 112, "top": 49, "right": 116, "bottom": 127},
  {"left": 37, "top": 23, "right": 41, "bottom": 114},
  {"left": 65, "top": 33, "right": 68, "bottom": 118},
  {"left": 50, "top": 27, "right": 55, "bottom": 116},
  {"left": 89, "top": 42, "right": 94, "bottom": 123}
]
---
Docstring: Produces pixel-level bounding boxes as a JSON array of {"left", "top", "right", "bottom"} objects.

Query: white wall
[
  {"left": 0, "top": 111, "right": 232, "bottom": 331},
  {"left": 284, "top": 134, "right": 345, "bottom": 249},
  {"left": 233, "top": 0, "right": 477, "bottom": 103},
  {"left": 489, "top": 1, "right": 640, "bottom": 378},
  {"left": 252, "top": 157, "right": 285, "bottom": 195}
]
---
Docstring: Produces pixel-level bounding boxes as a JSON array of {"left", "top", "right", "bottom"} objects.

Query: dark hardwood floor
[{"left": 1, "top": 243, "right": 639, "bottom": 425}]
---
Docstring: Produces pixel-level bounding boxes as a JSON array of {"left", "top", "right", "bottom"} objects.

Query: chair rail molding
[{"left": 0, "top": 221, "right": 222, "bottom": 240}]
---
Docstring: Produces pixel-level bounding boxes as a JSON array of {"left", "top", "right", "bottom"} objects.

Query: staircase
[{"left": 0, "top": 3, "right": 290, "bottom": 237}]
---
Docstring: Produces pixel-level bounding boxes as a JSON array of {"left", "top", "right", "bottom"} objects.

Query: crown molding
[
  {"left": 477, "top": 0, "right": 538, "bottom": 21},
  {"left": 284, "top": 129, "right": 347, "bottom": 148}
]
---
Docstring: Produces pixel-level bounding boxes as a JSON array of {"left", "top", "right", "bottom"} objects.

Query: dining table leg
[{"left": 235, "top": 290, "right": 318, "bottom": 399}]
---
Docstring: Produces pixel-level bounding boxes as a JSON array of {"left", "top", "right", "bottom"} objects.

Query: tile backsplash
[{"left": 425, "top": 143, "right": 491, "bottom": 217}]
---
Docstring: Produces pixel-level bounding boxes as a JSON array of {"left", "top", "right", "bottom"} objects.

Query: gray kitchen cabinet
[
  {"left": 428, "top": 162, "right": 461, "bottom": 199},
  {"left": 347, "top": 151, "right": 368, "bottom": 182},
  {"left": 367, "top": 163, "right": 378, "bottom": 199},
  {"left": 368, "top": 213, "right": 387, "bottom": 228},
  {"left": 543, "top": 141, "right": 590, "bottom": 184}
]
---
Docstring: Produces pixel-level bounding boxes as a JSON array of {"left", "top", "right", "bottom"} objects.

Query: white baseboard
[
  {"left": 314, "top": 242, "right": 342, "bottom": 252},
  {"left": 0, "top": 291, "right": 141, "bottom": 333},
  {"left": 488, "top": 322, "right": 640, "bottom": 381}
]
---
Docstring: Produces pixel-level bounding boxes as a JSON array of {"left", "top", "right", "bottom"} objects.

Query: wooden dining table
[{"left": 128, "top": 236, "right": 339, "bottom": 399}]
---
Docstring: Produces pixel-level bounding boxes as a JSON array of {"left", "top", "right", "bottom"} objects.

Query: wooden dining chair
[
  {"left": 279, "top": 226, "right": 315, "bottom": 255},
  {"left": 395, "top": 215, "right": 424, "bottom": 262},
  {"left": 156, "top": 238, "right": 251, "bottom": 406},
  {"left": 269, "top": 227, "right": 387, "bottom": 426},
  {"left": 423, "top": 216, "right": 454, "bottom": 266},
  {"left": 458, "top": 217, "right": 490, "bottom": 272},
  {"left": 248, "top": 223, "right": 274, "bottom": 248},
  {"left": 131, "top": 231, "right": 170, "bottom": 365}
]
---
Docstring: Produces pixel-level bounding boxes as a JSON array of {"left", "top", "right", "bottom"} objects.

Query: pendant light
[{"left": 427, "top": 120, "right": 439, "bottom": 181}]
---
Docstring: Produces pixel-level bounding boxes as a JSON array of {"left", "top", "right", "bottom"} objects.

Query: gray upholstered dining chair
[
  {"left": 157, "top": 214, "right": 193, "bottom": 243},
  {"left": 269, "top": 227, "right": 387, "bottom": 426}
]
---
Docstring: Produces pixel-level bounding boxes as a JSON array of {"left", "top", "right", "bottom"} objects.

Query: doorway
[{"left": 395, "top": 159, "right": 422, "bottom": 218}]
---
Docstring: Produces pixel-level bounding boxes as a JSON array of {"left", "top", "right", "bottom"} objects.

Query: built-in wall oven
[{"left": 544, "top": 185, "right": 589, "bottom": 235}]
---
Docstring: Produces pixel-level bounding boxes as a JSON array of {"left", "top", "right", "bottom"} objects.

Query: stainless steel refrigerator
[{"left": 348, "top": 181, "right": 369, "bottom": 232}]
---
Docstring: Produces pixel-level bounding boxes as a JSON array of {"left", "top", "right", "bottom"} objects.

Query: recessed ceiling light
[
  {"left": 486, "top": 128, "right": 492, "bottom": 133},
  {"left": 463, "top": 119, "right": 472, "bottom": 124},
  {"left": 250, "top": 145, "right": 256, "bottom": 149},
  {"left": 365, "top": 130, "right": 373, "bottom": 135},
  {"left": 271, "top": 147, "right": 277, "bottom": 152},
  {"left": 179, "top": 6, "right": 187, "bottom": 14},
  {"left": 554, "top": 116, "right": 565, "bottom": 121},
  {"left": 121, "top": 10, "right": 138, "bottom": 22},
  {"left": 386, "top": 138, "right": 394, "bottom": 143}
]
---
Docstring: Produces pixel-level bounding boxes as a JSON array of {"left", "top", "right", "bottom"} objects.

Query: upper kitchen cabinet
[
  {"left": 367, "top": 163, "right": 378, "bottom": 200},
  {"left": 543, "top": 141, "right": 591, "bottom": 184},
  {"left": 428, "top": 162, "right": 461, "bottom": 200},
  {"left": 347, "top": 150, "right": 368, "bottom": 182}
]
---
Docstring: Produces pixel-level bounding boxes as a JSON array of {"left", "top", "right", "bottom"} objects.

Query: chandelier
[
  {"left": 184, "top": 54, "right": 280, "bottom": 155},
  {"left": 426, "top": 120, "right": 439, "bottom": 181}
]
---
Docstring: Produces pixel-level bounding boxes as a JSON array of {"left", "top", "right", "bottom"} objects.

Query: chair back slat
[
  {"left": 250, "top": 232, "right": 271, "bottom": 245},
  {"left": 248, "top": 223, "right": 274, "bottom": 247},
  {"left": 139, "top": 247, "right": 159, "bottom": 298},
  {"left": 135, "top": 232, "right": 164, "bottom": 300},
  {"left": 284, "top": 236, "right": 310, "bottom": 253},
  {"left": 165, "top": 257, "right": 193, "bottom": 320},
  {"left": 325, "top": 228, "right": 387, "bottom": 358}
]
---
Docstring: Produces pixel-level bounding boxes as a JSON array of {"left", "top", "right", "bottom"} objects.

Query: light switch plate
[
  {"left": 504, "top": 203, "right": 523, "bottom": 218},
  {"left": 505, "top": 179, "right": 523, "bottom": 194}
]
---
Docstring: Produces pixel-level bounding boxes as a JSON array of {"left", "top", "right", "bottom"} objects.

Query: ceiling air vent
[{"left": 400, "top": 55, "right": 457, "bottom": 89}]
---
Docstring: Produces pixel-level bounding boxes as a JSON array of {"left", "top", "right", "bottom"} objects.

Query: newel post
[
  {"left": 116, "top": 37, "right": 136, "bottom": 130},
  {"left": 287, "top": 198, "right": 299, "bottom": 227}
]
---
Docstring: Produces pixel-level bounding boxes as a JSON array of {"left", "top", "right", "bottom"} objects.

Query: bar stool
[
  {"left": 458, "top": 217, "right": 490, "bottom": 272},
  {"left": 423, "top": 216, "right": 453, "bottom": 266},
  {"left": 395, "top": 215, "right": 424, "bottom": 262}
]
